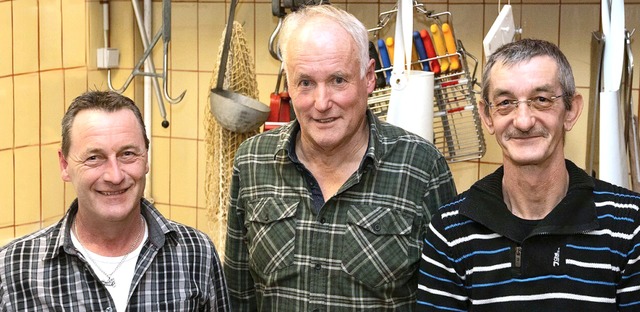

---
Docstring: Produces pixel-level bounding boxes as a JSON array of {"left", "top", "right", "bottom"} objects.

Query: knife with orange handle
[
  {"left": 442, "top": 23, "right": 459, "bottom": 71},
  {"left": 430, "top": 24, "right": 450, "bottom": 72},
  {"left": 419, "top": 29, "right": 440, "bottom": 74}
]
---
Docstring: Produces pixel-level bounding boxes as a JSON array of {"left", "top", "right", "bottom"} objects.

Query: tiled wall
[{"left": 2, "top": 0, "right": 640, "bottom": 247}]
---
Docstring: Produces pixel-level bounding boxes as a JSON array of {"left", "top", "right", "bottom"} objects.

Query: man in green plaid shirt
[{"left": 224, "top": 5, "right": 456, "bottom": 311}]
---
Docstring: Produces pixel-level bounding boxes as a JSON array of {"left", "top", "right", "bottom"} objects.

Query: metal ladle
[{"left": 210, "top": 0, "right": 270, "bottom": 133}]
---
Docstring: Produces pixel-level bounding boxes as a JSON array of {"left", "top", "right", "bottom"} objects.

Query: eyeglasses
[{"left": 486, "top": 94, "right": 566, "bottom": 115}]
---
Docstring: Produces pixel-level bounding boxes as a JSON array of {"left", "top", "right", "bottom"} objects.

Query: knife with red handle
[{"left": 419, "top": 29, "right": 440, "bottom": 74}]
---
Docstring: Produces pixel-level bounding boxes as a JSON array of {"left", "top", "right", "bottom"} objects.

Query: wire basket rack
[{"left": 368, "top": 5, "right": 486, "bottom": 163}]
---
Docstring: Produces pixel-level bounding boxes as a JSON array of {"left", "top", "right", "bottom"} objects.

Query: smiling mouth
[
  {"left": 99, "top": 189, "right": 128, "bottom": 196},
  {"left": 316, "top": 117, "right": 336, "bottom": 123}
]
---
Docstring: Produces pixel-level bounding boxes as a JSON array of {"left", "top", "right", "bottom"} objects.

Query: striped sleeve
[{"left": 417, "top": 211, "right": 468, "bottom": 311}]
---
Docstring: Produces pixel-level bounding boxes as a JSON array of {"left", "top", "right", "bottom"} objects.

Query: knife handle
[
  {"left": 413, "top": 31, "right": 430, "bottom": 71},
  {"left": 419, "top": 29, "right": 440, "bottom": 74},
  {"left": 377, "top": 39, "right": 392, "bottom": 85},
  {"left": 430, "top": 24, "right": 450, "bottom": 72},
  {"left": 385, "top": 37, "right": 394, "bottom": 62},
  {"left": 442, "top": 23, "right": 459, "bottom": 71}
]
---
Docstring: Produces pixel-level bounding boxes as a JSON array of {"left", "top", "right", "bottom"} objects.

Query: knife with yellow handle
[
  {"left": 442, "top": 23, "right": 459, "bottom": 71},
  {"left": 385, "top": 37, "right": 394, "bottom": 62},
  {"left": 430, "top": 24, "right": 449, "bottom": 72}
]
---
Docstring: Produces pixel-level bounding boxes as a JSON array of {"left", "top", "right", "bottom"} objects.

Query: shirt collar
[
  {"left": 45, "top": 198, "right": 178, "bottom": 260},
  {"left": 460, "top": 159, "right": 598, "bottom": 240}
]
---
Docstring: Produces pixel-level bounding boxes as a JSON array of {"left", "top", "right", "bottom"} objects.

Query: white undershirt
[{"left": 71, "top": 220, "right": 148, "bottom": 312}]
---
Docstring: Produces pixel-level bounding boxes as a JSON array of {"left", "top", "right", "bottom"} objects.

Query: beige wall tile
[
  {"left": 448, "top": 4, "right": 484, "bottom": 63},
  {"left": 0, "top": 150, "right": 14, "bottom": 228},
  {"left": 449, "top": 160, "right": 479, "bottom": 193},
  {"left": 254, "top": 3, "right": 280, "bottom": 75},
  {"left": 170, "top": 139, "right": 198, "bottom": 207},
  {"left": 87, "top": 1, "right": 103, "bottom": 70},
  {"left": 199, "top": 72, "right": 212, "bottom": 140},
  {"left": 171, "top": 2, "right": 199, "bottom": 71},
  {"left": 0, "top": 227, "right": 16, "bottom": 247},
  {"left": 15, "top": 223, "right": 42, "bottom": 238},
  {"left": 40, "top": 0, "right": 63, "bottom": 71},
  {"left": 520, "top": 4, "right": 560, "bottom": 43},
  {"left": 14, "top": 146, "right": 41, "bottom": 225},
  {"left": 256, "top": 73, "right": 277, "bottom": 109},
  {"left": 64, "top": 68, "right": 88, "bottom": 105},
  {"left": 40, "top": 71, "right": 65, "bottom": 145},
  {"left": 559, "top": 4, "right": 599, "bottom": 89},
  {"left": 109, "top": 1, "right": 135, "bottom": 68},
  {"left": 197, "top": 207, "right": 212, "bottom": 235},
  {"left": 13, "top": 0, "right": 39, "bottom": 74},
  {"left": 151, "top": 90, "right": 172, "bottom": 138},
  {"left": 0, "top": 2, "right": 13, "bottom": 77},
  {"left": 235, "top": 2, "right": 256, "bottom": 66},
  {"left": 14, "top": 73, "right": 40, "bottom": 147},
  {"left": 41, "top": 144, "right": 65, "bottom": 221},
  {"left": 171, "top": 205, "right": 197, "bottom": 228},
  {"left": 169, "top": 71, "right": 198, "bottom": 139},
  {"left": 198, "top": 2, "right": 226, "bottom": 74},
  {"left": 62, "top": 0, "right": 86, "bottom": 68},
  {"left": 0, "top": 77, "right": 14, "bottom": 150},
  {"left": 150, "top": 137, "right": 170, "bottom": 204},
  {"left": 197, "top": 140, "right": 206, "bottom": 208},
  {"left": 479, "top": 162, "right": 501, "bottom": 180}
]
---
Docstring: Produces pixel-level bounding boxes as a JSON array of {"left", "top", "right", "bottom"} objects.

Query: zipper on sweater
[{"left": 514, "top": 246, "right": 522, "bottom": 268}]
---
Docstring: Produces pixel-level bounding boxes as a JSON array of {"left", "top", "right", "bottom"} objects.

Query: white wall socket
[{"left": 97, "top": 48, "right": 120, "bottom": 69}]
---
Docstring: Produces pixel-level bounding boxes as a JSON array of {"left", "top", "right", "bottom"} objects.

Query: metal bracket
[{"left": 107, "top": 0, "right": 186, "bottom": 128}]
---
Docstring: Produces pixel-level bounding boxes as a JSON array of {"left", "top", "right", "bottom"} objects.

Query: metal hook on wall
[{"left": 107, "top": 0, "right": 185, "bottom": 128}]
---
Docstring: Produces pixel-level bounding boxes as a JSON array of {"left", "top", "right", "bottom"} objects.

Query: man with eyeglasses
[{"left": 416, "top": 38, "right": 640, "bottom": 311}]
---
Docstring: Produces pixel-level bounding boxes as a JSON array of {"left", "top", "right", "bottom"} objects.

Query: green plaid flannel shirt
[{"left": 224, "top": 110, "right": 456, "bottom": 311}]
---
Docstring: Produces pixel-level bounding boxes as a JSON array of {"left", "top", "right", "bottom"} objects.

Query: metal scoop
[{"left": 210, "top": 0, "right": 270, "bottom": 133}]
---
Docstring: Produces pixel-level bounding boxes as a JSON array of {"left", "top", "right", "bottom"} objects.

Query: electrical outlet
[{"left": 97, "top": 48, "right": 120, "bottom": 69}]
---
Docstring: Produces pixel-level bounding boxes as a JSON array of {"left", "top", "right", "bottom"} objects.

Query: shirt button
[
  {"left": 373, "top": 223, "right": 381, "bottom": 232},
  {"left": 105, "top": 308, "right": 112, "bottom": 312},
  {"left": 320, "top": 218, "right": 326, "bottom": 224},
  {"left": 315, "top": 263, "right": 321, "bottom": 270}
]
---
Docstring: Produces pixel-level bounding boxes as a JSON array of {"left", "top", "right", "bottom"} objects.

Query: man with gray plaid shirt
[
  {"left": 0, "top": 91, "right": 230, "bottom": 311},
  {"left": 223, "top": 5, "right": 456, "bottom": 311}
]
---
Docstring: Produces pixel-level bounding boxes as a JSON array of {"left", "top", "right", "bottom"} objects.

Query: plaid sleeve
[{"left": 223, "top": 164, "right": 257, "bottom": 312}]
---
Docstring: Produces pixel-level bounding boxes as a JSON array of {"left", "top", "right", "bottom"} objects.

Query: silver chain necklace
[{"left": 74, "top": 215, "right": 145, "bottom": 287}]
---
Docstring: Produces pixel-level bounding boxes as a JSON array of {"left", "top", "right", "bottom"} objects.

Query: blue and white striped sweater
[{"left": 417, "top": 160, "right": 640, "bottom": 311}]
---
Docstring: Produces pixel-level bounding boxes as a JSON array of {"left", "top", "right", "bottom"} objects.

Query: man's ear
[
  {"left": 365, "top": 58, "right": 376, "bottom": 94},
  {"left": 58, "top": 150, "right": 71, "bottom": 182},
  {"left": 564, "top": 93, "right": 584, "bottom": 131},
  {"left": 478, "top": 98, "right": 495, "bottom": 135}
]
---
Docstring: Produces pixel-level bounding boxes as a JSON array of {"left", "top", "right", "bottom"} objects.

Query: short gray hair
[
  {"left": 278, "top": 5, "right": 370, "bottom": 78},
  {"left": 482, "top": 39, "right": 575, "bottom": 115}
]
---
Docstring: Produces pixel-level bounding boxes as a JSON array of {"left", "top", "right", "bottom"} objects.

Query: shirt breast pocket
[
  {"left": 341, "top": 205, "right": 419, "bottom": 288},
  {"left": 245, "top": 197, "right": 299, "bottom": 274}
]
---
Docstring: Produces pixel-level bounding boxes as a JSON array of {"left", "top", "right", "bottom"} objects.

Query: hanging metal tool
[{"left": 107, "top": 0, "right": 185, "bottom": 128}]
